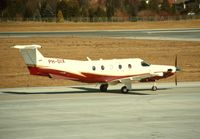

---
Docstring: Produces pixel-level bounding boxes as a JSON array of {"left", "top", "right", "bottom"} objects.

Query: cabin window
[
  {"left": 141, "top": 61, "right": 150, "bottom": 67},
  {"left": 128, "top": 64, "right": 132, "bottom": 69},
  {"left": 92, "top": 66, "right": 96, "bottom": 71},
  {"left": 110, "top": 65, "right": 114, "bottom": 70},
  {"left": 119, "top": 64, "right": 122, "bottom": 69},
  {"left": 101, "top": 65, "right": 105, "bottom": 70}
]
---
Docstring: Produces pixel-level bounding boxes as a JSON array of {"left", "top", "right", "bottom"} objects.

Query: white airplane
[{"left": 12, "top": 44, "right": 181, "bottom": 93}]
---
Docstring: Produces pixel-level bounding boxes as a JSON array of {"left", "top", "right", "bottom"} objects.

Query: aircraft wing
[
  {"left": 108, "top": 73, "right": 153, "bottom": 85},
  {"left": 110, "top": 71, "right": 173, "bottom": 85}
]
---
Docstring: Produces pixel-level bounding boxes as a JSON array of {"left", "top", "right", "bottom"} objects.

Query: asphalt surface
[
  {"left": 0, "top": 82, "right": 200, "bottom": 139},
  {"left": 0, "top": 28, "right": 200, "bottom": 41}
]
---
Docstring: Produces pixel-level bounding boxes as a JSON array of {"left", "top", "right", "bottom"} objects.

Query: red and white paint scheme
[{"left": 12, "top": 45, "right": 181, "bottom": 93}]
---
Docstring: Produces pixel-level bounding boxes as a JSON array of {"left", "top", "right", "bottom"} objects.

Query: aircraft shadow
[
  {"left": 2, "top": 87, "right": 99, "bottom": 95},
  {"left": 2, "top": 87, "right": 170, "bottom": 95},
  {"left": 2, "top": 90, "right": 96, "bottom": 95},
  {"left": 71, "top": 87, "right": 151, "bottom": 95}
]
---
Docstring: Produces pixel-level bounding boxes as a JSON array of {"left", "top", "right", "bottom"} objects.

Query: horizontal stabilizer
[{"left": 11, "top": 45, "right": 42, "bottom": 49}]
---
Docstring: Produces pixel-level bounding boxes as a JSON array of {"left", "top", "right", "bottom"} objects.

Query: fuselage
[{"left": 27, "top": 57, "right": 176, "bottom": 83}]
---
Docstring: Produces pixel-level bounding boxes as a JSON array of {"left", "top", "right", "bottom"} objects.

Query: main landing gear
[
  {"left": 100, "top": 82, "right": 158, "bottom": 93},
  {"left": 121, "top": 86, "right": 129, "bottom": 93},
  {"left": 100, "top": 84, "right": 108, "bottom": 92},
  {"left": 100, "top": 83, "right": 130, "bottom": 93}
]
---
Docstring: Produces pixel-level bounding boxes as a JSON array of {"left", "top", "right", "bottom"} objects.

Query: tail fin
[{"left": 12, "top": 45, "right": 44, "bottom": 66}]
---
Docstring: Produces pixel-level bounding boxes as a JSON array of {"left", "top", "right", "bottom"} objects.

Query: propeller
[
  {"left": 175, "top": 55, "right": 178, "bottom": 86},
  {"left": 175, "top": 55, "right": 181, "bottom": 86},
  {"left": 175, "top": 73, "right": 178, "bottom": 86},
  {"left": 175, "top": 54, "right": 177, "bottom": 67}
]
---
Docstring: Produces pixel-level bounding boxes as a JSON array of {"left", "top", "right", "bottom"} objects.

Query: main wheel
[
  {"left": 100, "top": 84, "right": 108, "bottom": 92},
  {"left": 121, "top": 86, "right": 129, "bottom": 93},
  {"left": 151, "top": 86, "right": 157, "bottom": 91}
]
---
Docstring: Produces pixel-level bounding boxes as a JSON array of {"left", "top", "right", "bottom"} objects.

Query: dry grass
[
  {"left": 0, "top": 37, "right": 200, "bottom": 88},
  {"left": 0, "top": 20, "right": 199, "bottom": 88},
  {"left": 0, "top": 20, "right": 200, "bottom": 32}
]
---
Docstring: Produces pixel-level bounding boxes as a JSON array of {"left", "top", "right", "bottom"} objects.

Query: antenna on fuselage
[{"left": 87, "top": 57, "right": 92, "bottom": 61}]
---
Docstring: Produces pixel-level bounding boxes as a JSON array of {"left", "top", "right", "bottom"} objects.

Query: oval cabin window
[
  {"left": 92, "top": 66, "right": 96, "bottom": 71},
  {"left": 101, "top": 65, "right": 105, "bottom": 70},
  {"left": 128, "top": 64, "right": 132, "bottom": 69}
]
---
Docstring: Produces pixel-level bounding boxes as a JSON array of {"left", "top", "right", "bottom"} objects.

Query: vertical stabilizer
[{"left": 12, "top": 45, "right": 44, "bottom": 66}]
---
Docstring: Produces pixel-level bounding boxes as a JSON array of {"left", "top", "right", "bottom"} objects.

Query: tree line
[{"left": 0, "top": 0, "right": 199, "bottom": 21}]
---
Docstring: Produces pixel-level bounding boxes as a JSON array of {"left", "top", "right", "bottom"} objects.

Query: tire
[
  {"left": 100, "top": 84, "right": 108, "bottom": 92},
  {"left": 121, "top": 86, "right": 129, "bottom": 93},
  {"left": 151, "top": 86, "right": 157, "bottom": 91}
]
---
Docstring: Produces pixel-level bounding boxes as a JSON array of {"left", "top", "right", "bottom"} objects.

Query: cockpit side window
[{"left": 141, "top": 61, "right": 150, "bottom": 67}]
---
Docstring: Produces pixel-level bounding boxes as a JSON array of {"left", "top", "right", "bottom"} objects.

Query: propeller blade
[
  {"left": 175, "top": 74, "right": 178, "bottom": 86},
  {"left": 175, "top": 54, "right": 177, "bottom": 67},
  {"left": 175, "top": 54, "right": 178, "bottom": 86}
]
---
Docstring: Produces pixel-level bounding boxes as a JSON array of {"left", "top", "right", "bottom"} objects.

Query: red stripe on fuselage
[
  {"left": 140, "top": 72, "right": 174, "bottom": 82},
  {"left": 27, "top": 66, "right": 86, "bottom": 81},
  {"left": 27, "top": 66, "right": 49, "bottom": 76},
  {"left": 27, "top": 66, "right": 150, "bottom": 83}
]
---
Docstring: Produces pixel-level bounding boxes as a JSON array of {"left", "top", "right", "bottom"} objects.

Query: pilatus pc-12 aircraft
[{"left": 12, "top": 45, "right": 181, "bottom": 93}]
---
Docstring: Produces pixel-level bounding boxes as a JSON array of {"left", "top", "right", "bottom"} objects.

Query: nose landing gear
[
  {"left": 151, "top": 86, "right": 157, "bottom": 91},
  {"left": 151, "top": 82, "right": 157, "bottom": 91}
]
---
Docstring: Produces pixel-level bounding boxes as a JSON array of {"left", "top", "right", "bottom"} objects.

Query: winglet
[{"left": 11, "top": 44, "right": 42, "bottom": 49}]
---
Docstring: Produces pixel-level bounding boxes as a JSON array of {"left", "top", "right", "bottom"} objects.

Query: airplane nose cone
[
  {"left": 176, "top": 66, "right": 181, "bottom": 72},
  {"left": 167, "top": 66, "right": 181, "bottom": 73}
]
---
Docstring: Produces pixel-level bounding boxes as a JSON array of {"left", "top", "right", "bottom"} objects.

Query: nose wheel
[
  {"left": 151, "top": 86, "right": 157, "bottom": 91},
  {"left": 151, "top": 82, "right": 157, "bottom": 91}
]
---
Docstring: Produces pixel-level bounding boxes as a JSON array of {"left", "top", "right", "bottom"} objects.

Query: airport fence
[{"left": 0, "top": 15, "right": 200, "bottom": 22}]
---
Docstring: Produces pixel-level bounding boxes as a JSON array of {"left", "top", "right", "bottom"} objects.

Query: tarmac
[
  {"left": 0, "top": 82, "right": 200, "bottom": 139},
  {"left": 1, "top": 28, "right": 200, "bottom": 41}
]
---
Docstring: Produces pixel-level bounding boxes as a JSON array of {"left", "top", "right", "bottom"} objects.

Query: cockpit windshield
[{"left": 141, "top": 61, "right": 151, "bottom": 67}]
